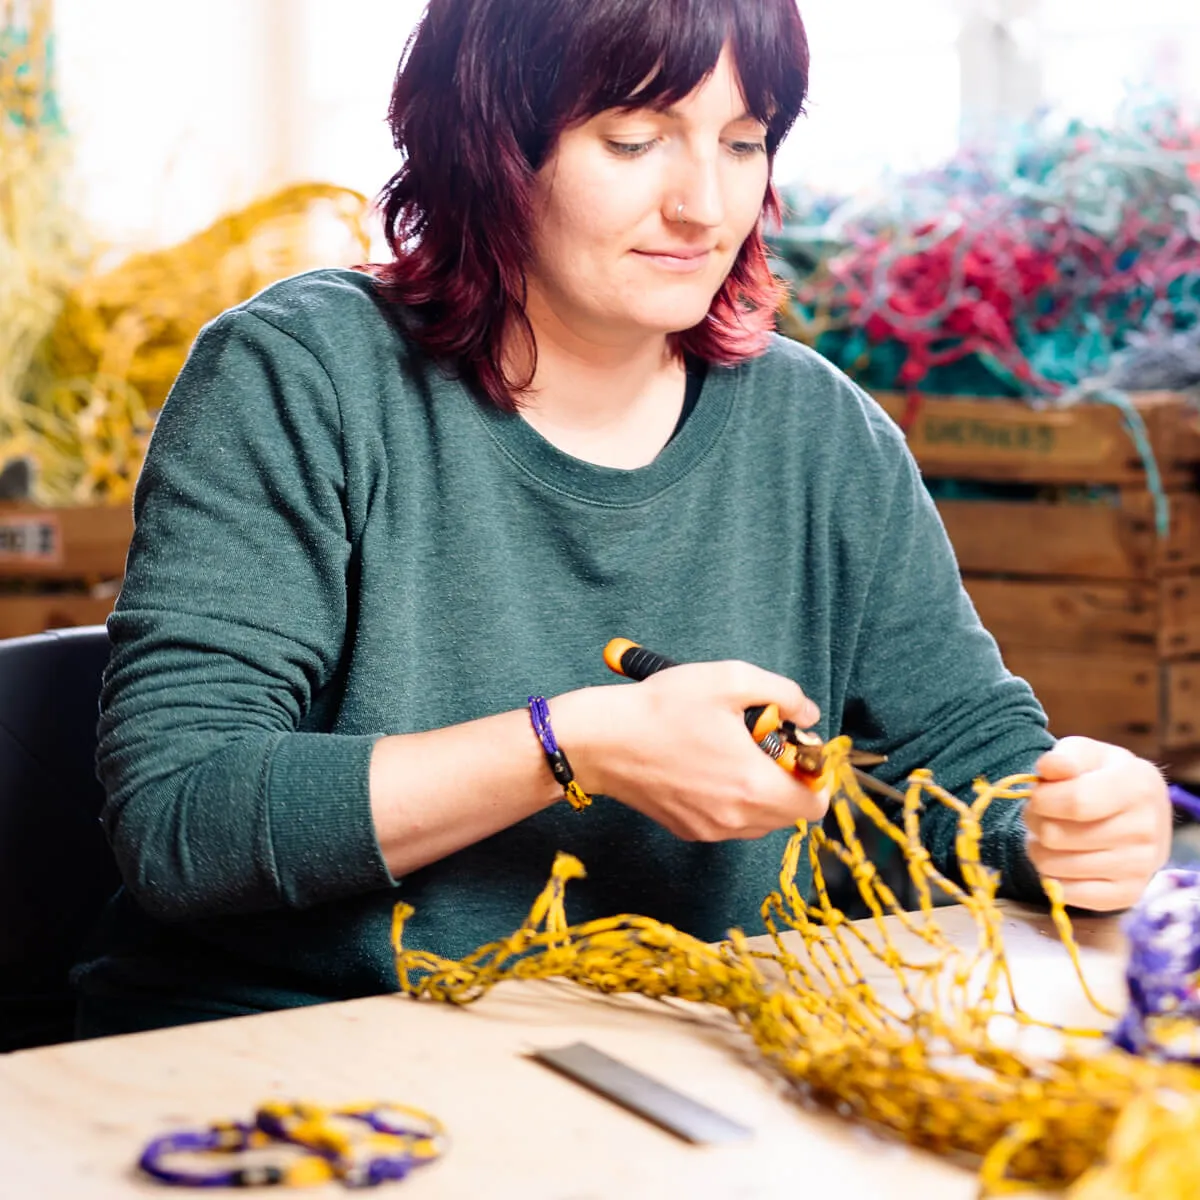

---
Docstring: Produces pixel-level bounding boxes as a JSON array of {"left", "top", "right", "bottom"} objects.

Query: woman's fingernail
[{"left": 803, "top": 703, "right": 820, "bottom": 726}]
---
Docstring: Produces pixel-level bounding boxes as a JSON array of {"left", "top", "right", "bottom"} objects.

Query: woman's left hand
[{"left": 1023, "top": 736, "right": 1172, "bottom": 912}]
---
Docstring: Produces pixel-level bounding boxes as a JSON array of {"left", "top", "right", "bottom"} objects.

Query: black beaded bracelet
[{"left": 528, "top": 695, "right": 592, "bottom": 810}]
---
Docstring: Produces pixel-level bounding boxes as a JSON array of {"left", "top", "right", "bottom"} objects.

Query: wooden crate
[
  {"left": 0, "top": 505, "right": 132, "bottom": 639},
  {"left": 885, "top": 390, "right": 1200, "bottom": 766}
]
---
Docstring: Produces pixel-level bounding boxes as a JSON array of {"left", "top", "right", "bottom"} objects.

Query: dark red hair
[{"left": 373, "top": 0, "right": 809, "bottom": 410}]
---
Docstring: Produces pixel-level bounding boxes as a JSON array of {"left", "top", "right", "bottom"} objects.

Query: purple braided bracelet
[
  {"left": 528, "top": 695, "right": 592, "bottom": 810},
  {"left": 138, "top": 1124, "right": 287, "bottom": 1188}
]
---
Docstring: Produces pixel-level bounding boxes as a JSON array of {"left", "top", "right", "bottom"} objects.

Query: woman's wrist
[
  {"left": 526, "top": 695, "right": 591, "bottom": 810},
  {"left": 546, "top": 687, "right": 611, "bottom": 800}
]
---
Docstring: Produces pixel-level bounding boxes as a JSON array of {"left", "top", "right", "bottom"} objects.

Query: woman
[{"left": 76, "top": 0, "right": 1169, "bottom": 1036}]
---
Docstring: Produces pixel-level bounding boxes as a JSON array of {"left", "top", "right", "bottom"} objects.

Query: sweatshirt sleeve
[
  {"left": 96, "top": 309, "right": 396, "bottom": 922},
  {"left": 837, "top": 408, "right": 1053, "bottom": 904}
]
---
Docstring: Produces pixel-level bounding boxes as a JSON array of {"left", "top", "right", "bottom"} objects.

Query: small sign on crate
[
  {"left": 0, "top": 506, "right": 132, "bottom": 638},
  {"left": 0, "top": 514, "right": 63, "bottom": 566},
  {"left": 877, "top": 390, "right": 1200, "bottom": 486}
]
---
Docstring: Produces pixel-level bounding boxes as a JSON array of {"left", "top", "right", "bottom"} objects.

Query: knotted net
[{"left": 392, "top": 737, "right": 1200, "bottom": 1198}]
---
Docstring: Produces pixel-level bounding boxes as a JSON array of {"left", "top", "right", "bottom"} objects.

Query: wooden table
[{"left": 0, "top": 905, "right": 1127, "bottom": 1198}]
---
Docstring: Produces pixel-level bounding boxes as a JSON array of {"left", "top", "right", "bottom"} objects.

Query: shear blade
[
  {"left": 851, "top": 767, "right": 907, "bottom": 805},
  {"left": 848, "top": 750, "right": 888, "bottom": 768}
]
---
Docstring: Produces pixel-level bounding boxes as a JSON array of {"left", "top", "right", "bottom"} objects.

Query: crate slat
[
  {"left": 939, "top": 491, "right": 1200, "bottom": 580},
  {"left": 878, "top": 390, "right": 1200, "bottom": 485},
  {"left": 1162, "top": 575, "right": 1200, "bottom": 659},
  {"left": 1167, "top": 661, "right": 1200, "bottom": 750},
  {"left": 1001, "top": 648, "right": 1164, "bottom": 759},
  {"left": 1169, "top": 753, "right": 1200, "bottom": 786},
  {"left": 999, "top": 648, "right": 1200, "bottom": 758},
  {"left": 965, "top": 578, "right": 1156, "bottom": 654},
  {"left": 0, "top": 505, "right": 133, "bottom": 583},
  {"left": 965, "top": 573, "right": 1200, "bottom": 658},
  {"left": 0, "top": 594, "right": 115, "bottom": 640}
]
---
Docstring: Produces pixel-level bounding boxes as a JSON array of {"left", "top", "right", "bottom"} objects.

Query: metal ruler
[{"left": 530, "top": 1041, "right": 753, "bottom": 1145}]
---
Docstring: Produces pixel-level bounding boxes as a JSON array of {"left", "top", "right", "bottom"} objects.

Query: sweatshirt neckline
[{"left": 465, "top": 363, "right": 738, "bottom": 507}]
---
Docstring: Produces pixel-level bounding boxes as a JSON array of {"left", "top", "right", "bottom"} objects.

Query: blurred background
[
  {"left": 26, "top": 0, "right": 1197, "bottom": 258},
  {"left": 48, "top": 0, "right": 1200, "bottom": 254}
]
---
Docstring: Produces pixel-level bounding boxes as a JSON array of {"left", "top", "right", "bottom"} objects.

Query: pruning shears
[{"left": 602, "top": 638, "right": 906, "bottom": 805}]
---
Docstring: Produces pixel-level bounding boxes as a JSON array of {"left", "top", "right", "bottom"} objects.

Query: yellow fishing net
[
  {"left": 392, "top": 738, "right": 1200, "bottom": 1198},
  {"left": 23, "top": 181, "right": 374, "bottom": 504}
]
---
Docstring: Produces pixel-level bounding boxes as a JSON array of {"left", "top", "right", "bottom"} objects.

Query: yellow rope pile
[
  {"left": 26, "top": 181, "right": 374, "bottom": 504},
  {"left": 392, "top": 738, "right": 1200, "bottom": 1198},
  {"left": 4, "top": 2, "right": 375, "bottom": 504}
]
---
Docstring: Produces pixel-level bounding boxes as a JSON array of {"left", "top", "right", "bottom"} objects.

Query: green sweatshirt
[{"left": 75, "top": 268, "right": 1052, "bottom": 1035}]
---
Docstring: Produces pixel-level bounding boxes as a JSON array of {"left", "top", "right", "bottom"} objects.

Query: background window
[{"left": 49, "top": 1, "right": 1200, "bottom": 254}]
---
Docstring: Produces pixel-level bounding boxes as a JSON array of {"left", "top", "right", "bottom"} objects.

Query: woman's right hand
[{"left": 551, "top": 661, "right": 829, "bottom": 841}]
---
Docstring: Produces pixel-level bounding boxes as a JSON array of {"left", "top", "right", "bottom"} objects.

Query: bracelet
[
  {"left": 138, "top": 1101, "right": 446, "bottom": 1189},
  {"left": 257, "top": 1101, "right": 445, "bottom": 1186},
  {"left": 137, "top": 1122, "right": 334, "bottom": 1189},
  {"left": 528, "top": 696, "right": 592, "bottom": 810}
]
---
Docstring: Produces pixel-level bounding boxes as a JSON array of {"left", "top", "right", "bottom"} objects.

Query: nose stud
[{"left": 675, "top": 202, "right": 687, "bottom": 223}]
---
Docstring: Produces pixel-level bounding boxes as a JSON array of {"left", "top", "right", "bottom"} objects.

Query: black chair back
[{"left": 0, "top": 626, "right": 118, "bottom": 1050}]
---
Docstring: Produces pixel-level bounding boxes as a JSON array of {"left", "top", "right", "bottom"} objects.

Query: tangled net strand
[{"left": 393, "top": 738, "right": 1200, "bottom": 1197}]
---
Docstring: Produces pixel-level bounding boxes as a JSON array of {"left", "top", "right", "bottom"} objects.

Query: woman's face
[{"left": 527, "top": 45, "right": 771, "bottom": 347}]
